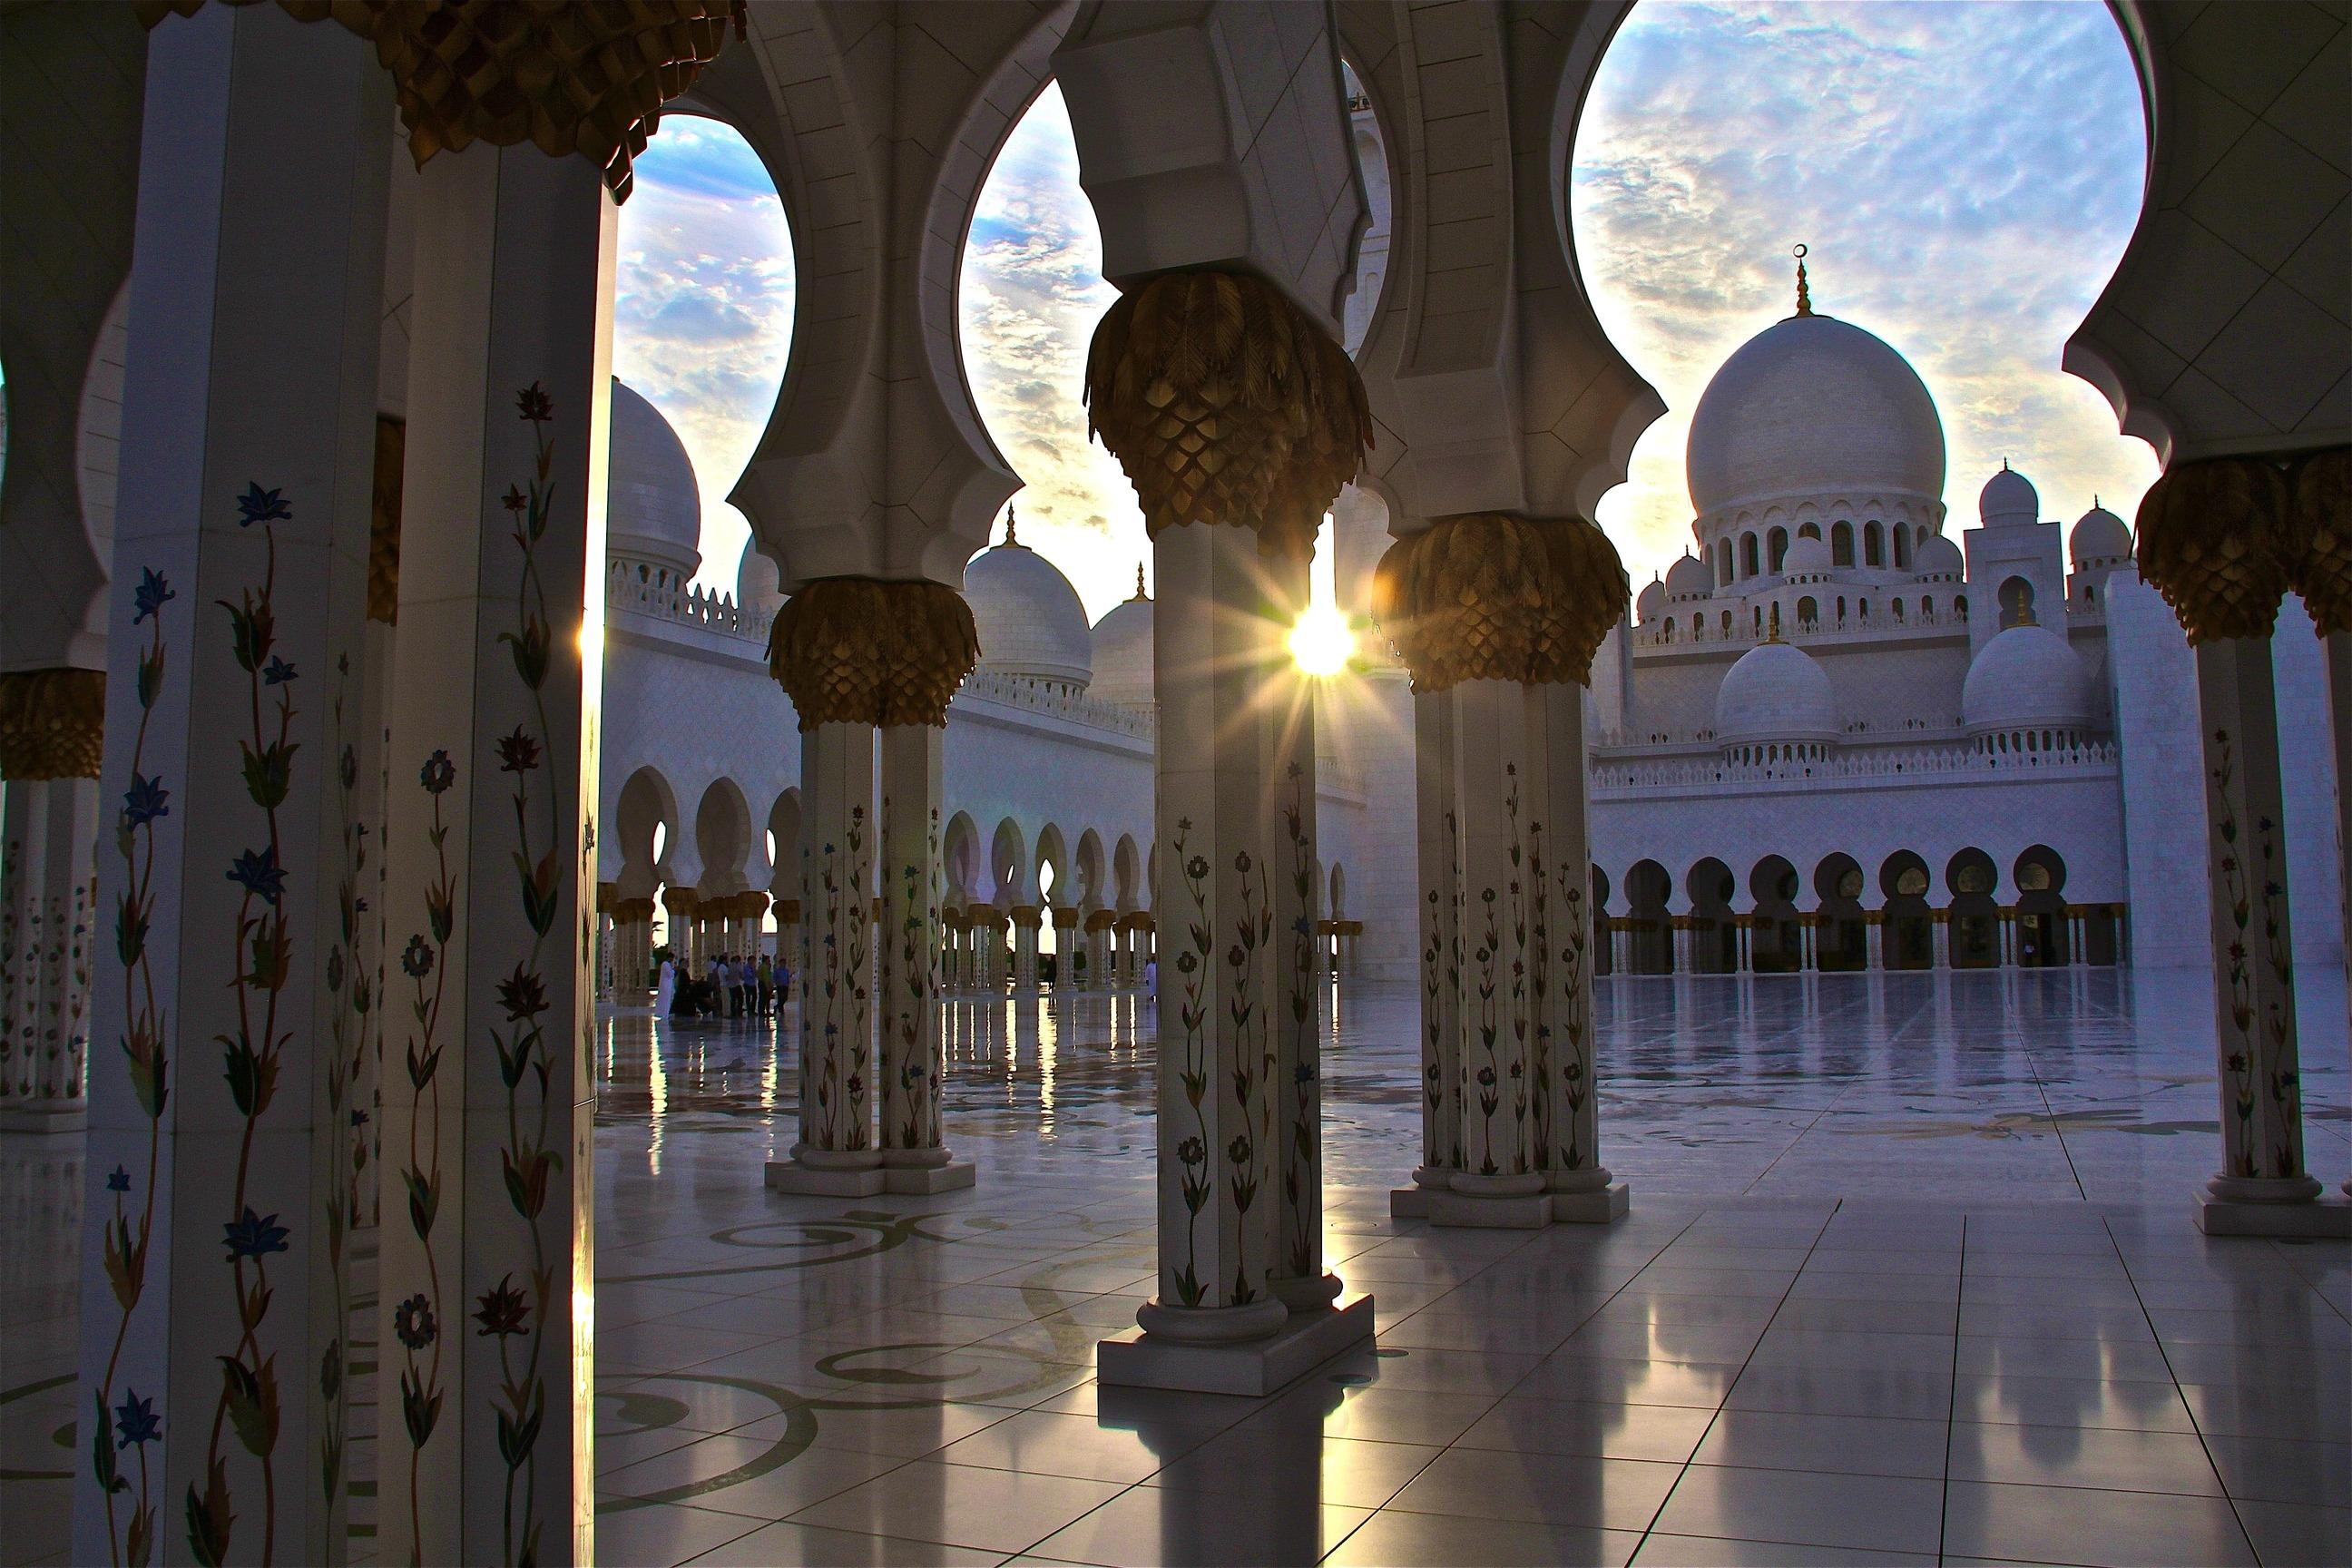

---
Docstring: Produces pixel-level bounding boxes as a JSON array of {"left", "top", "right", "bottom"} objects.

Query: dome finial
[
  {"left": 1132, "top": 562, "right": 1149, "bottom": 601},
  {"left": 1792, "top": 244, "right": 1811, "bottom": 318},
  {"left": 1003, "top": 504, "right": 1021, "bottom": 549}
]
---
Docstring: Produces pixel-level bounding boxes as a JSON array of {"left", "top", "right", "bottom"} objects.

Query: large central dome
[{"left": 1686, "top": 313, "right": 1945, "bottom": 517}]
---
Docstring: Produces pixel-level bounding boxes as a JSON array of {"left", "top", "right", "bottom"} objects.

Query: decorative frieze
[{"left": 0, "top": 668, "right": 106, "bottom": 780}]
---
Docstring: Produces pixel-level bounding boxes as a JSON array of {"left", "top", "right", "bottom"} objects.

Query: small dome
[
  {"left": 965, "top": 525, "right": 1093, "bottom": 688},
  {"left": 1090, "top": 581, "right": 1154, "bottom": 706},
  {"left": 1715, "top": 642, "right": 1839, "bottom": 744},
  {"left": 2071, "top": 504, "right": 2132, "bottom": 566},
  {"left": 1686, "top": 313, "right": 1945, "bottom": 516},
  {"left": 1963, "top": 624, "right": 2093, "bottom": 734},
  {"left": 737, "top": 536, "right": 786, "bottom": 616},
  {"left": 1915, "top": 534, "right": 1965, "bottom": 578},
  {"left": 1782, "top": 534, "right": 1832, "bottom": 576},
  {"left": 1664, "top": 554, "right": 1713, "bottom": 600},
  {"left": 608, "top": 379, "right": 702, "bottom": 577},
  {"left": 1637, "top": 577, "right": 1666, "bottom": 622},
  {"left": 1978, "top": 464, "right": 2039, "bottom": 527}
]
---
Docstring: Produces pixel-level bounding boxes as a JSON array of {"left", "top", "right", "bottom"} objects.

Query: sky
[{"left": 613, "top": 1, "right": 2157, "bottom": 618}]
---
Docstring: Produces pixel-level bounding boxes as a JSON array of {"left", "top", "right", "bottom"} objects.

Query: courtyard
[{"left": 5, "top": 971, "right": 2347, "bottom": 1565}]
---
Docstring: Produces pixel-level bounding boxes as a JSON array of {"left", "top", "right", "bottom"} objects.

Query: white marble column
[
  {"left": 1398, "top": 687, "right": 1462, "bottom": 1210},
  {"left": 1012, "top": 909, "right": 1040, "bottom": 990},
  {"left": 2327, "top": 629, "right": 2351, "bottom": 1197},
  {"left": 1533, "top": 683, "right": 1623, "bottom": 1220},
  {"left": 0, "top": 767, "right": 99, "bottom": 1124},
  {"left": 374, "top": 141, "right": 612, "bottom": 1567},
  {"left": 1435, "top": 681, "right": 1548, "bottom": 1223},
  {"left": 1932, "top": 910, "right": 1953, "bottom": 969},
  {"left": 769, "top": 720, "right": 879, "bottom": 1193},
  {"left": 1054, "top": 909, "right": 1080, "bottom": 989},
  {"left": 2193, "top": 637, "right": 2329, "bottom": 1230},
  {"left": 1867, "top": 910, "right": 1887, "bottom": 971},
  {"left": 74, "top": 11, "right": 390, "bottom": 1561},
  {"left": 1264, "top": 544, "right": 1336, "bottom": 1306},
  {"left": 878, "top": 720, "right": 970, "bottom": 1191},
  {"left": 1132, "top": 517, "right": 1283, "bottom": 1341}
]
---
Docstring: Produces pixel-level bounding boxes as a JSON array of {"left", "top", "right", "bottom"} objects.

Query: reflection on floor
[{"left": 4, "top": 971, "right": 2347, "bottom": 1565}]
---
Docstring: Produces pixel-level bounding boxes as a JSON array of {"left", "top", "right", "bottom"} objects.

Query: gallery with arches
[{"left": 0, "top": 2, "right": 2347, "bottom": 1565}]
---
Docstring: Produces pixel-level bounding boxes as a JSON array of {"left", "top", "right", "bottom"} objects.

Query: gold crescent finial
[
  {"left": 1793, "top": 244, "right": 1812, "bottom": 318},
  {"left": 1133, "top": 562, "right": 1148, "bottom": 600},
  {"left": 1004, "top": 504, "right": 1019, "bottom": 548}
]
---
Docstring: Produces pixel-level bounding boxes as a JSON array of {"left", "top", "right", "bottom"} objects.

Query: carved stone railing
[
  {"left": 955, "top": 667, "right": 1155, "bottom": 739},
  {"left": 605, "top": 554, "right": 777, "bottom": 642},
  {"left": 1592, "top": 740, "right": 2120, "bottom": 792}
]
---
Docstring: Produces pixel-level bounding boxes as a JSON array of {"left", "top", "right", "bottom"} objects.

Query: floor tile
[
  {"left": 1940, "top": 1478, "right": 2259, "bottom": 1566},
  {"left": 1024, "top": 1485, "right": 1371, "bottom": 1567},
  {"left": 1630, "top": 1535, "right": 1936, "bottom": 1566},
  {"left": 594, "top": 1501, "right": 767, "bottom": 1568},
  {"left": 786, "top": 1460, "right": 1126, "bottom": 1556},
  {"left": 2200, "top": 1433, "right": 2352, "bottom": 1508},
  {"left": 1452, "top": 1395, "right": 1716, "bottom": 1463},
  {"left": 1945, "top": 1421, "right": 2224, "bottom": 1495},
  {"left": 683, "top": 1521, "right": 1003, "bottom": 1566},
  {"left": 2232, "top": 1498, "right": 2351, "bottom": 1568},
  {"left": 931, "top": 1408, "right": 1190, "bottom": 1485},
  {"left": 1321, "top": 1509, "right": 1642, "bottom": 1567},
  {"left": 1142, "top": 1429, "right": 1440, "bottom": 1509},
  {"left": 1383, "top": 1446, "right": 1681, "bottom": 1531},
  {"left": 1692, "top": 1408, "right": 1951, "bottom": 1479},
  {"left": 1649, "top": 1465, "right": 1945, "bottom": 1555}
]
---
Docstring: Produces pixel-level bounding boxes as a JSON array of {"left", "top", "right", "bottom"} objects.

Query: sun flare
[{"left": 1288, "top": 604, "right": 1354, "bottom": 677}]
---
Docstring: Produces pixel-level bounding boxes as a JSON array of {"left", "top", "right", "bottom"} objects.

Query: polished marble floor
[{"left": 5, "top": 970, "right": 2348, "bottom": 1565}]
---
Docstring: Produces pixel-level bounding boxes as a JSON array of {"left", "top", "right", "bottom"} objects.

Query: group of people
[{"left": 652, "top": 951, "right": 789, "bottom": 1023}]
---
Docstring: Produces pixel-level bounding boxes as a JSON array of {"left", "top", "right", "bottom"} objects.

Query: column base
[
  {"left": 1425, "top": 1190, "right": 1553, "bottom": 1229},
  {"left": 766, "top": 1152, "right": 887, "bottom": 1197},
  {"left": 882, "top": 1160, "right": 975, "bottom": 1195},
  {"left": 1389, "top": 1186, "right": 1431, "bottom": 1219},
  {"left": 1269, "top": 1270, "right": 1345, "bottom": 1310},
  {"left": 0, "top": 1102, "right": 88, "bottom": 1134},
  {"left": 2194, "top": 1191, "right": 2352, "bottom": 1238},
  {"left": 1100, "top": 1292, "right": 1374, "bottom": 1396}
]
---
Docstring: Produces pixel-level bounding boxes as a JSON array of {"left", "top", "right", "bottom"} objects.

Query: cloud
[
  {"left": 1573, "top": 0, "right": 2158, "bottom": 581},
  {"left": 612, "top": 119, "right": 795, "bottom": 593}
]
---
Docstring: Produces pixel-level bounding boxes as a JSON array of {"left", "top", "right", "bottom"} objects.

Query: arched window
[
  {"left": 1892, "top": 598, "right": 1906, "bottom": 622},
  {"left": 1998, "top": 575, "right": 2035, "bottom": 628},
  {"left": 1740, "top": 533, "right": 1760, "bottom": 577},
  {"left": 1957, "top": 594, "right": 1970, "bottom": 621},
  {"left": 1922, "top": 595, "right": 1935, "bottom": 618},
  {"left": 1859, "top": 597, "right": 1870, "bottom": 619},
  {"left": 1768, "top": 526, "right": 1788, "bottom": 573},
  {"left": 1798, "top": 522, "right": 1820, "bottom": 542},
  {"left": 1752, "top": 605, "right": 1763, "bottom": 632},
  {"left": 1720, "top": 610, "right": 1732, "bottom": 634},
  {"left": 1832, "top": 522, "right": 1854, "bottom": 566},
  {"left": 1864, "top": 522, "right": 1885, "bottom": 567},
  {"left": 2085, "top": 583, "right": 2098, "bottom": 603},
  {"left": 1798, "top": 595, "right": 1818, "bottom": 627},
  {"left": 1836, "top": 594, "right": 1847, "bottom": 621},
  {"left": 1716, "top": 540, "right": 1733, "bottom": 585},
  {"left": 1893, "top": 528, "right": 1911, "bottom": 570}
]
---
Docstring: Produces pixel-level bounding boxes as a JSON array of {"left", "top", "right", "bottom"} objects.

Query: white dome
[
  {"left": 1782, "top": 534, "right": 1832, "bottom": 576},
  {"left": 1714, "top": 642, "right": 1839, "bottom": 744},
  {"left": 1636, "top": 577, "right": 1666, "bottom": 622},
  {"left": 608, "top": 379, "right": 701, "bottom": 577},
  {"left": 1687, "top": 314, "right": 1945, "bottom": 516},
  {"left": 1963, "top": 624, "right": 2093, "bottom": 734},
  {"left": 2071, "top": 504, "right": 2132, "bottom": 565},
  {"left": 1978, "top": 464, "right": 2039, "bottom": 527},
  {"left": 1089, "top": 588, "right": 1154, "bottom": 706},
  {"left": 965, "top": 536, "right": 1093, "bottom": 688},
  {"left": 1664, "top": 554, "right": 1713, "bottom": 600},
  {"left": 737, "top": 536, "right": 785, "bottom": 616},
  {"left": 1915, "top": 534, "right": 1965, "bottom": 578}
]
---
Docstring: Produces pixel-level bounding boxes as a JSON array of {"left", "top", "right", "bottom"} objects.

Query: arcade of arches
[{"left": 0, "top": 4, "right": 2346, "bottom": 1567}]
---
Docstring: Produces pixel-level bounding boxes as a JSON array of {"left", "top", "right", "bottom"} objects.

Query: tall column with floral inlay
[
  {"left": 763, "top": 579, "right": 884, "bottom": 1196},
  {"left": 1010, "top": 906, "right": 1040, "bottom": 990},
  {"left": 1375, "top": 514, "right": 1628, "bottom": 1228},
  {"left": 2288, "top": 451, "right": 2350, "bottom": 1197},
  {"left": 1085, "top": 270, "right": 1374, "bottom": 1385},
  {"left": 878, "top": 583, "right": 980, "bottom": 1194},
  {"left": 72, "top": 7, "right": 392, "bottom": 1562},
  {"left": 0, "top": 670, "right": 103, "bottom": 1126},
  {"left": 372, "top": 118, "right": 627, "bottom": 1564},
  {"left": 1261, "top": 534, "right": 1334, "bottom": 1308},
  {"left": 1528, "top": 523, "right": 1629, "bottom": 1223},
  {"left": 1388, "top": 682, "right": 1462, "bottom": 1214},
  {"left": 2139, "top": 454, "right": 2347, "bottom": 1235}
]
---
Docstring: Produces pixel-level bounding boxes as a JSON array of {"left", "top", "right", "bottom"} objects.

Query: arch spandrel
[
  {"left": 2066, "top": 2, "right": 2347, "bottom": 466},
  {"left": 713, "top": 4, "right": 1059, "bottom": 590}
]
